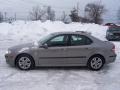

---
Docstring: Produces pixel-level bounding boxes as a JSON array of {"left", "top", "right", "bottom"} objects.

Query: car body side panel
[
  {"left": 5, "top": 32, "right": 117, "bottom": 67},
  {"left": 63, "top": 44, "right": 95, "bottom": 66},
  {"left": 36, "top": 46, "right": 70, "bottom": 66}
]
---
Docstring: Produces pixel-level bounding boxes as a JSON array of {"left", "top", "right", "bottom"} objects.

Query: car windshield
[
  {"left": 38, "top": 34, "right": 53, "bottom": 44},
  {"left": 109, "top": 27, "right": 120, "bottom": 32}
]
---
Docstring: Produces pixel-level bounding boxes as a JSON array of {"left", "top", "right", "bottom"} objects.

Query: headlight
[{"left": 5, "top": 50, "right": 11, "bottom": 54}]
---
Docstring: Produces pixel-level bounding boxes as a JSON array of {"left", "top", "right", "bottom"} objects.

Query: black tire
[
  {"left": 16, "top": 54, "right": 35, "bottom": 70},
  {"left": 107, "top": 39, "right": 112, "bottom": 41},
  {"left": 106, "top": 37, "right": 112, "bottom": 41},
  {"left": 87, "top": 55, "right": 104, "bottom": 71}
]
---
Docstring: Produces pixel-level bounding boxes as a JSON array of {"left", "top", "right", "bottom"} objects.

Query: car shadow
[
  {"left": 33, "top": 64, "right": 112, "bottom": 72},
  {"left": 34, "top": 66, "right": 89, "bottom": 71}
]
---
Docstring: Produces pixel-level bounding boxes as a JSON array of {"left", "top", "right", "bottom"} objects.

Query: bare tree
[
  {"left": 0, "top": 12, "right": 4, "bottom": 23},
  {"left": 46, "top": 6, "right": 55, "bottom": 21},
  {"left": 61, "top": 11, "right": 68, "bottom": 23},
  {"left": 29, "top": 6, "right": 55, "bottom": 21},
  {"left": 85, "top": 2, "right": 106, "bottom": 24},
  {"left": 69, "top": 7, "right": 80, "bottom": 22},
  {"left": 29, "top": 6, "right": 46, "bottom": 21},
  {"left": 61, "top": 11, "right": 71, "bottom": 24}
]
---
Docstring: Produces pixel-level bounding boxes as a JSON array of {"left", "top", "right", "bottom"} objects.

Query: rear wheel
[
  {"left": 16, "top": 54, "right": 35, "bottom": 70},
  {"left": 87, "top": 56, "right": 104, "bottom": 71}
]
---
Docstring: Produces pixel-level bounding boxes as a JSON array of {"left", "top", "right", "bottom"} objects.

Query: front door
[{"left": 37, "top": 34, "right": 69, "bottom": 66}]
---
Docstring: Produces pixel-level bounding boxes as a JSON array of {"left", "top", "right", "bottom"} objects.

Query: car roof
[
  {"left": 51, "top": 31, "right": 91, "bottom": 36},
  {"left": 109, "top": 26, "right": 120, "bottom": 29},
  {"left": 110, "top": 26, "right": 120, "bottom": 28},
  {"left": 50, "top": 31, "right": 101, "bottom": 43}
]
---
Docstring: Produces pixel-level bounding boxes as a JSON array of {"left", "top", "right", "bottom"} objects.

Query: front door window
[{"left": 47, "top": 35, "right": 68, "bottom": 47}]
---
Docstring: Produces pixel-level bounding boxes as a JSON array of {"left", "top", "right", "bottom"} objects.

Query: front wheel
[
  {"left": 16, "top": 54, "right": 35, "bottom": 70},
  {"left": 87, "top": 56, "right": 104, "bottom": 71}
]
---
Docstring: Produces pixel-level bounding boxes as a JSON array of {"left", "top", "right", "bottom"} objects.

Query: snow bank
[
  {"left": 1, "top": 20, "right": 120, "bottom": 90},
  {"left": 0, "top": 20, "right": 108, "bottom": 42}
]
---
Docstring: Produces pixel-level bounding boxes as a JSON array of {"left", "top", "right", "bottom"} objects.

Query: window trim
[
  {"left": 44, "top": 34, "right": 69, "bottom": 47},
  {"left": 69, "top": 34, "right": 93, "bottom": 46}
]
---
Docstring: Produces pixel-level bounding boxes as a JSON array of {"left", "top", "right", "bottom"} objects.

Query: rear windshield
[{"left": 108, "top": 27, "right": 120, "bottom": 32}]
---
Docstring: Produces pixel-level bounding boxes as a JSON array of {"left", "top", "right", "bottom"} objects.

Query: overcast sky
[{"left": 0, "top": 0, "right": 120, "bottom": 23}]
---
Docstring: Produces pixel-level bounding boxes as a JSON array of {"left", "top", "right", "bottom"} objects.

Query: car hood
[{"left": 8, "top": 42, "right": 39, "bottom": 52}]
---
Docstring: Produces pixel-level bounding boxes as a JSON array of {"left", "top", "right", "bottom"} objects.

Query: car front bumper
[
  {"left": 5, "top": 53, "right": 16, "bottom": 66},
  {"left": 106, "top": 35, "right": 120, "bottom": 40}
]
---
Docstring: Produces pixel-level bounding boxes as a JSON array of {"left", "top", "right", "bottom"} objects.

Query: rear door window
[{"left": 70, "top": 34, "right": 92, "bottom": 46}]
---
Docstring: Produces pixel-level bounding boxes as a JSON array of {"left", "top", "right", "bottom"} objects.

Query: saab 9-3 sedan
[{"left": 5, "top": 31, "right": 116, "bottom": 71}]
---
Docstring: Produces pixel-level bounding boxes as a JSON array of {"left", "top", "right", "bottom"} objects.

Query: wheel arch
[
  {"left": 88, "top": 54, "right": 106, "bottom": 64},
  {"left": 15, "top": 53, "right": 35, "bottom": 66}
]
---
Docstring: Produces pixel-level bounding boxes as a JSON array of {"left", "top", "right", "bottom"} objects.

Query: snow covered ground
[{"left": 0, "top": 21, "right": 120, "bottom": 90}]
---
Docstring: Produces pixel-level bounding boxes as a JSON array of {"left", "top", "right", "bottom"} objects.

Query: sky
[{"left": 0, "top": 0, "right": 120, "bottom": 23}]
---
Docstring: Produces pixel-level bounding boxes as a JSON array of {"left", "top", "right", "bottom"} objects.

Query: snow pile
[
  {"left": 1, "top": 21, "right": 120, "bottom": 90},
  {"left": 0, "top": 20, "right": 108, "bottom": 42}
]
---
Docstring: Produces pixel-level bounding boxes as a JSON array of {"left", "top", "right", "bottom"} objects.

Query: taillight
[{"left": 112, "top": 45, "right": 115, "bottom": 52}]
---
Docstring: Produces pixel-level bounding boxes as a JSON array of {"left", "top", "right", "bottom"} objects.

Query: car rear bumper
[
  {"left": 106, "top": 55, "right": 117, "bottom": 64},
  {"left": 5, "top": 54, "right": 15, "bottom": 66}
]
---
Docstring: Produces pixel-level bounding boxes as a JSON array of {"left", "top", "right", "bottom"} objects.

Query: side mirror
[{"left": 41, "top": 43, "right": 48, "bottom": 49}]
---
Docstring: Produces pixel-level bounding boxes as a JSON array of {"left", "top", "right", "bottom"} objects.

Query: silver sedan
[{"left": 5, "top": 31, "right": 116, "bottom": 70}]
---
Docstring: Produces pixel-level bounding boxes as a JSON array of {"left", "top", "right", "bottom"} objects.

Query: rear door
[{"left": 65, "top": 34, "right": 94, "bottom": 65}]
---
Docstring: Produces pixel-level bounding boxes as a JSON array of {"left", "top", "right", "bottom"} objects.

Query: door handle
[
  {"left": 85, "top": 48, "right": 92, "bottom": 50},
  {"left": 85, "top": 48, "right": 89, "bottom": 49},
  {"left": 61, "top": 48, "right": 66, "bottom": 50}
]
